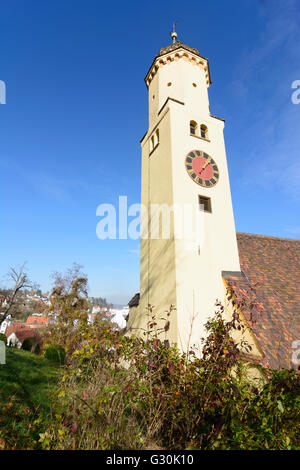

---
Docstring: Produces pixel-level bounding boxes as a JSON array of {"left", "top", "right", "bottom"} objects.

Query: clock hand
[
  {"left": 203, "top": 157, "right": 211, "bottom": 169},
  {"left": 199, "top": 157, "right": 211, "bottom": 174}
]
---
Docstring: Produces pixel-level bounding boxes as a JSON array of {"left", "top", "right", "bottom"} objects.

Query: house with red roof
[
  {"left": 26, "top": 315, "right": 49, "bottom": 329},
  {"left": 6, "top": 327, "right": 42, "bottom": 350},
  {"left": 4, "top": 322, "right": 25, "bottom": 338}
]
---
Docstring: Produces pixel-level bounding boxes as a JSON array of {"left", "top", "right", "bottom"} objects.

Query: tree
[
  {"left": 43, "top": 263, "right": 89, "bottom": 355},
  {"left": 0, "top": 262, "right": 31, "bottom": 326},
  {"left": 30, "top": 282, "right": 42, "bottom": 296}
]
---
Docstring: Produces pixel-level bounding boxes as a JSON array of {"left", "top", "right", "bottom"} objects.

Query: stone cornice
[
  {"left": 158, "top": 96, "right": 185, "bottom": 116},
  {"left": 145, "top": 44, "right": 211, "bottom": 89}
]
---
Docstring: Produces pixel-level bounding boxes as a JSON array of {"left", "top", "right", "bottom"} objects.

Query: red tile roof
[
  {"left": 15, "top": 328, "right": 42, "bottom": 344},
  {"left": 223, "top": 232, "right": 300, "bottom": 370},
  {"left": 5, "top": 322, "right": 25, "bottom": 338},
  {"left": 26, "top": 315, "right": 49, "bottom": 326}
]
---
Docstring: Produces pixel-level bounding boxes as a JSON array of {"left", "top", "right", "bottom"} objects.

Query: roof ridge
[
  {"left": 237, "top": 232, "right": 300, "bottom": 243},
  {"left": 158, "top": 40, "right": 201, "bottom": 58}
]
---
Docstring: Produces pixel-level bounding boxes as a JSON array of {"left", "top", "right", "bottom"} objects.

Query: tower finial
[{"left": 170, "top": 21, "right": 178, "bottom": 43}]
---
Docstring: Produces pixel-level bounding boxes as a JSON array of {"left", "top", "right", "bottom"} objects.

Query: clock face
[{"left": 185, "top": 150, "right": 219, "bottom": 187}]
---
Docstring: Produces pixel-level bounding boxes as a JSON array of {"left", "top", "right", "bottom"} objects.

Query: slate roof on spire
[{"left": 158, "top": 40, "right": 201, "bottom": 58}]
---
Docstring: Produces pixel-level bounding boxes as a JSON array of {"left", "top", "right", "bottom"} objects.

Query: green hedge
[
  {"left": 22, "top": 337, "right": 41, "bottom": 354},
  {"left": 45, "top": 344, "right": 66, "bottom": 365},
  {"left": 0, "top": 333, "right": 7, "bottom": 345}
]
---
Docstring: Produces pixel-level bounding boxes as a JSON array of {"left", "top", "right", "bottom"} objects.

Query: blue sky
[{"left": 1, "top": 0, "right": 299, "bottom": 304}]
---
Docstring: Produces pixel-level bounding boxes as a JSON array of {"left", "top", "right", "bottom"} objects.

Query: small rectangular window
[
  {"left": 150, "top": 136, "right": 154, "bottom": 151},
  {"left": 199, "top": 195, "right": 212, "bottom": 213}
]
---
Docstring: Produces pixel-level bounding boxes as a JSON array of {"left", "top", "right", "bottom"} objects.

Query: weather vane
[{"left": 170, "top": 21, "right": 178, "bottom": 43}]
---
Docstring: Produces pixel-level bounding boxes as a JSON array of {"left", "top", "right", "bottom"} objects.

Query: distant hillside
[{"left": 88, "top": 296, "right": 112, "bottom": 310}]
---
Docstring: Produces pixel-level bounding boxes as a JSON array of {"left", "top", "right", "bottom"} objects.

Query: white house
[
  {"left": 0, "top": 314, "right": 11, "bottom": 334},
  {"left": 6, "top": 331, "right": 22, "bottom": 348},
  {"left": 110, "top": 306, "right": 129, "bottom": 330}
]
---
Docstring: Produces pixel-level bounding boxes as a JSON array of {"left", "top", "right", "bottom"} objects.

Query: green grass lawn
[{"left": 0, "top": 347, "right": 61, "bottom": 449}]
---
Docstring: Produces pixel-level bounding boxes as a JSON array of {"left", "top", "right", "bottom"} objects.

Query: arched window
[
  {"left": 190, "top": 120, "right": 197, "bottom": 136},
  {"left": 200, "top": 124, "right": 208, "bottom": 139}
]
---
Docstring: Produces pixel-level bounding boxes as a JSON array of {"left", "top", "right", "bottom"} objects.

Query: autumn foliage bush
[
  {"left": 42, "top": 265, "right": 90, "bottom": 361},
  {"left": 40, "top": 303, "right": 300, "bottom": 450}
]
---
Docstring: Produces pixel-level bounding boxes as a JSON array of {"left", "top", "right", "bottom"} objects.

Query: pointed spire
[{"left": 170, "top": 22, "right": 178, "bottom": 44}]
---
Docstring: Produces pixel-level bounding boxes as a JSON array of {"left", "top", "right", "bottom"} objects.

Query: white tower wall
[{"left": 128, "top": 41, "right": 240, "bottom": 353}]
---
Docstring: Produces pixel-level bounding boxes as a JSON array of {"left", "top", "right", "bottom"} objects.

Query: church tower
[{"left": 127, "top": 30, "right": 241, "bottom": 352}]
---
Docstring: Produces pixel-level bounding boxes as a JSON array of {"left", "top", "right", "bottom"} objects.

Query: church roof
[
  {"left": 128, "top": 232, "right": 300, "bottom": 370},
  {"left": 223, "top": 232, "right": 300, "bottom": 370},
  {"left": 128, "top": 293, "right": 140, "bottom": 308}
]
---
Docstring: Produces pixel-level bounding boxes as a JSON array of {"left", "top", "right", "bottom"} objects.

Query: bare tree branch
[{"left": 0, "top": 262, "right": 31, "bottom": 326}]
